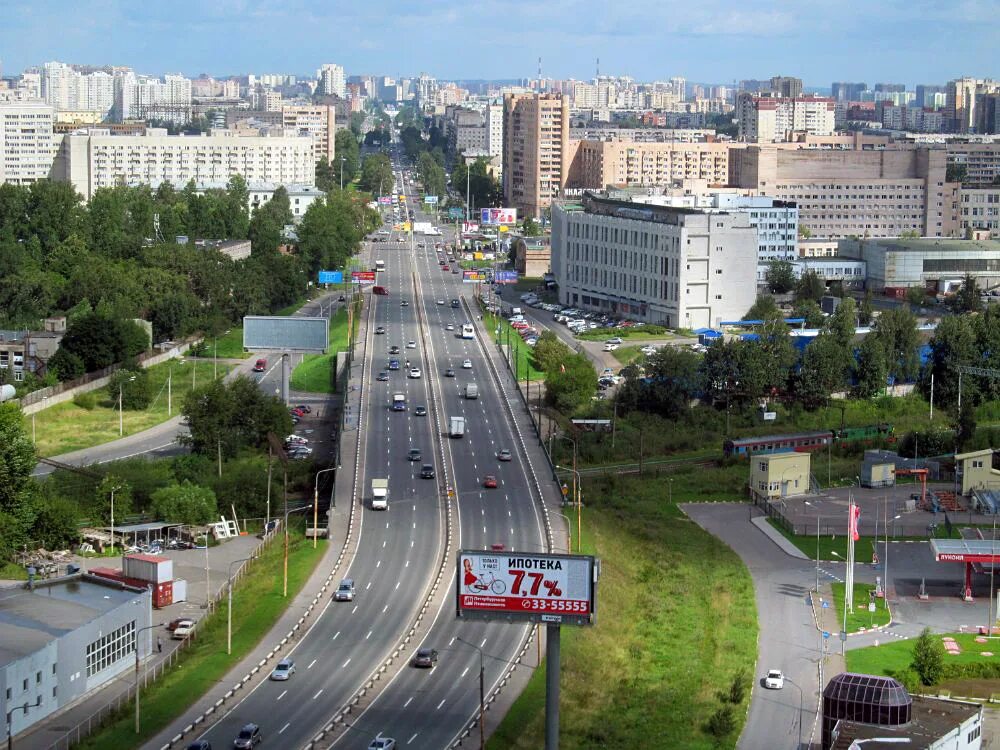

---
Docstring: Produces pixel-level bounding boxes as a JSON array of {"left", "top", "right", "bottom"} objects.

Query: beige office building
[
  {"left": 503, "top": 93, "right": 569, "bottom": 217},
  {"left": 54, "top": 128, "right": 315, "bottom": 201},
  {"left": 566, "top": 140, "right": 733, "bottom": 189},
  {"left": 730, "top": 146, "right": 959, "bottom": 239},
  {"left": 280, "top": 105, "right": 335, "bottom": 164}
]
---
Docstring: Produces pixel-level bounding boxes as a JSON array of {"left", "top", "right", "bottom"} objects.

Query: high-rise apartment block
[
  {"left": 947, "top": 77, "right": 1000, "bottom": 133},
  {"left": 486, "top": 103, "right": 504, "bottom": 161},
  {"left": 737, "top": 93, "right": 836, "bottom": 142},
  {"left": 41, "top": 62, "right": 114, "bottom": 118},
  {"left": 769, "top": 76, "right": 803, "bottom": 99},
  {"left": 54, "top": 128, "right": 315, "bottom": 201},
  {"left": 831, "top": 82, "right": 867, "bottom": 102},
  {"left": 317, "top": 64, "right": 346, "bottom": 98},
  {"left": 566, "top": 141, "right": 731, "bottom": 189},
  {"left": 114, "top": 73, "right": 192, "bottom": 125},
  {"left": 280, "top": 105, "right": 336, "bottom": 163},
  {"left": 503, "top": 93, "right": 569, "bottom": 217},
  {"left": 0, "top": 101, "right": 56, "bottom": 185}
]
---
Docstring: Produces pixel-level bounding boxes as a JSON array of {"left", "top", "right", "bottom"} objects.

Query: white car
[
  {"left": 462, "top": 359, "right": 472, "bottom": 369},
  {"left": 408, "top": 367, "right": 421, "bottom": 379},
  {"left": 446, "top": 324, "right": 455, "bottom": 331},
  {"left": 406, "top": 341, "right": 417, "bottom": 349},
  {"left": 640, "top": 345, "right": 657, "bottom": 355},
  {"left": 606, "top": 337, "right": 623, "bottom": 345},
  {"left": 764, "top": 670, "right": 784, "bottom": 689},
  {"left": 437, "top": 299, "right": 445, "bottom": 305},
  {"left": 603, "top": 343, "right": 619, "bottom": 351}
]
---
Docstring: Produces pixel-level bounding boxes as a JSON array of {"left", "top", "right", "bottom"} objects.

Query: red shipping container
[{"left": 152, "top": 581, "right": 173, "bottom": 609}]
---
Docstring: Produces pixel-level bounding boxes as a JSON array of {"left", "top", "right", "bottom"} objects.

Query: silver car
[{"left": 270, "top": 658, "right": 295, "bottom": 681}]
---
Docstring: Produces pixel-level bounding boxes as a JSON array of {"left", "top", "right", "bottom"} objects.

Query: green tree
[
  {"left": 108, "top": 367, "right": 152, "bottom": 410},
  {"left": 181, "top": 377, "right": 293, "bottom": 459},
  {"left": 858, "top": 291, "right": 875, "bottom": 326},
  {"left": 873, "top": 307, "right": 920, "bottom": 384},
  {"left": 0, "top": 403, "right": 36, "bottom": 515},
  {"left": 910, "top": 627, "right": 945, "bottom": 685},
  {"left": 150, "top": 481, "right": 218, "bottom": 524},
  {"left": 792, "top": 299, "right": 825, "bottom": 328},
  {"left": 946, "top": 164, "right": 968, "bottom": 183},
  {"left": 358, "top": 153, "right": 394, "bottom": 196},
  {"left": 223, "top": 175, "right": 251, "bottom": 239},
  {"left": 544, "top": 353, "right": 597, "bottom": 413},
  {"left": 48, "top": 348, "right": 86, "bottom": 382},
  {"left": 334, "top": 129, "right": 361, "bottom": 186},
  {"left": 705, "top": 705, "right": 735, "bottom": 739},
  {"left": 825, "top": 297, "right": 857, "bottom": 352},
  {"left": 949, "top": 273, "right": 982, "bottom": 314},
  {"left": 795, "top": 333, "right": 848, "bottom": 410},
  {"left": 249, "top": 187, "right": 293, "bottom": 256},
  {"left": 522, "top": 218, "right": 542, "bottom": 237},
  {"left": 765, "top": 261, "right": 796, "bottom": 294},
  {"left": 954, "top": 399, "right": 977, "bottom": 452},
  {"left": 854, "top": 335, "right": 888, "bottom": 398},
  {"left": 796, "top": 270, "right": 826, "bottom": 302},
  {"left": 921, "top": 315, "right": 978, "bottom": 410},
  {"left": 58, "top": 312, "right": 130, "bottom": 372},
  {"left": 745, "top": 295, "right": 782, "bottom": 321},
  {"left": 316, "top": 158, "right": 337, "bottom": 193},
  {"left": 620, "top": 347, "right": 702, "bottom": 419},
  {"left": 906, "top": 286, "right": 930, "bottom": 307}
]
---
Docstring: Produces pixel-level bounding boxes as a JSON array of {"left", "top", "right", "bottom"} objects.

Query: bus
[
  {"left": 461, "top": 324, "right": 475, "bottom": 340},
  {"left": 375, "top": 259, "right": 386, "bottom": 273}
]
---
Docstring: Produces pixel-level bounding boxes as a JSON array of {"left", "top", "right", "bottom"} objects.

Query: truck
[
  {"left": 413, "top": 221, "right": 433, "bottom": 235},
  {"left": 449, "top": 416, "right": 466, "bottom": 438},
  {"left": 464, "top": 383, "right": 479, "bottom": 400},
  {"left": 392, "top": 393, "right": 406, "bottom": 411},
  {"left": 371, "top": 479, "right": 388, "bottom": 510}
]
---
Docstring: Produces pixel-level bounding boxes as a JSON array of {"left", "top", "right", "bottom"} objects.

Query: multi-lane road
[{"left": 190, "top": 149, "right": 551, "bottom": 749}]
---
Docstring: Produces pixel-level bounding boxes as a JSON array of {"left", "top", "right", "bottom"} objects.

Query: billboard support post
[{"left": 545, "top": 624, "right": 560, "bottom": 750}]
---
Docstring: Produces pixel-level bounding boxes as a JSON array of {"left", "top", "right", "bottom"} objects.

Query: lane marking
[
  {"left": 308, "top": 659, "right": 317, "bottom": 669},
  {"left": 408, "top": 734, "right": 419, "bottom": 745},
  {"left": 279, "top": 722, "right": 290, "bottom": 734},
  {"left": 437, "top": 699, "right": 446, "bottom": 710},
  {"left": 277, "top": 690, "right": 287, "bottom": 701},
  {"left": 313, "top": 688, "right": 324, "bottom": 700},
  {"left": 343, "top": 658, "right": 352, "bottom": 668}
]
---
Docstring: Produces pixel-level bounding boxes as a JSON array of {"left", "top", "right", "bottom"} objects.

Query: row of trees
[
  {"left": 450, "top": 158, "right": 501, "bottom": 212},
  {"left": 531, "top": 331, "right": 598, "bottom": 412}
]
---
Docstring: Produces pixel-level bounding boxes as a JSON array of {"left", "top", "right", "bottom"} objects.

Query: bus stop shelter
[{"left": 930, "top": 538, "right": 1000, "bottom": 601}]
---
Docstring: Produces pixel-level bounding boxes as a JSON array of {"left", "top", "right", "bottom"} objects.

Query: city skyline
[{"left": 0, "top": 0, "right": 996, "bottom": 85}]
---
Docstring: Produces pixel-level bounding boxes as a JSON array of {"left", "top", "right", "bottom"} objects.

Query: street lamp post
[
  {"left": 555, "top": 464, "right": 582, "bottom": 553},
  {"left": 805, "top": 501, "right": 820, "bottom": 593},
  {"left": 340, "top": 156, "right": 346, "bottom": 190},
  {"left": 227, "top": 557, "right": 253, "bottom": 655},
  {"left": 119, "top": 375, "right": 136, "bottom": 436},
  {"left": 313, "top": 468, "right": 336, "bottom": 549},
  {"left": 883, "top": 513, "right": 901, "bottom": 601},
  {"left": 7, "top": 698, "right": 41, "bottom": 750},
  {"left": 455, "top": 637, "right": 485, "bottom": 750},
  {"left": 134, "top": 622, "right": 164, "bottom": 734}
]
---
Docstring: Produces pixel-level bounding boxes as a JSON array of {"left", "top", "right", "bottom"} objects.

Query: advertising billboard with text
[
  {"left": 480, "top": 208, "right": 517, "bottom": 225},
  {"left": 462, "top": 222, "right": 480, "bottom": 234},
  {"left": 495, "top": 270, "right": 519, "bottom": 284},
  {"left": 462, "top": 271, "right": 488, "bottom": 283},
  {"left": 423, "top": 195, "right": 438, "bottom": 204},
  {"left": 456, "top": 550, "right": 596, "bottom": 626},
  {"left": 351, "top": 271, "right": 376, "bottom": 286}
]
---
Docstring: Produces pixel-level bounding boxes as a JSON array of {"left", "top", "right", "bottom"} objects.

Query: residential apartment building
[
  {"left": 831, "top": 83, "right": 868, "bottom": 102},
  {"left": 114, "top": 73, "right": 192, "bottom": 125},
  {"left": 0, "top": 101, "right": 56, "bottom": 185},
  {"left": 551, "top": 192, "right": 758, "bottom": 329},
  {"left": 317, "top": 64, "right": 346, "bottom": 98},
  {"left": 946, "top": 77, "right": 1000, "bottom": 133},
  {"left": 737, "top": 94, "right": 836, "bottom": 142},
  {"left": 503, "top": 93, "right": 569, "bottom": 217},
  {"left": 958, "top": 186, "right": 1000, "bottom": 236},
  {"left": 947, "top": 142, "right": 1000, "bottom": 184},
  {"left": 446, "top": 107, "right": 487, "bottom": 154},
  {"left": 41, "top": 62, "right": 114, "bottom": 118},
  {"left": 485, "top": 103, "right": 503, "bottom": 161},
  {"left": 280, "top": 105, "right": 335, "bottom": 163},
  {"left": 769, "top": 76, "right": 803, "bottom": 99},
  {"left": 730, "top": 146, "right": 959, "bottom": 239},
  {"left": 54, "top": 128, "right": 315, "bottom": 201},
  {"left": 566, "top": 140, "right": 732, "bottom": 189}
]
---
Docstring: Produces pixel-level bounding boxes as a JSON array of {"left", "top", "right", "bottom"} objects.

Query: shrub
[
  {"left": 73, "top": 392, "right": 98, "bottom": 410},
  {"left": 911, "top": 627, "right": 945, "bottom": 685},
  {"left": 705, "top": 705, "right": 735, "bottom": 739}
]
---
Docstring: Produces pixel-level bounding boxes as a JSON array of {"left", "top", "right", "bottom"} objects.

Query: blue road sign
[
  {"left": 823, "top": 631, "right": 830, "bottom": 639},
  {"left": 822, "top": 601, "right": 829, "bottom": 609},
  {"left": 318, "top": 270, "right": 343, "bottom": 284}
]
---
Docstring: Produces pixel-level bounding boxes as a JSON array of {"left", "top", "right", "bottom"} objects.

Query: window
[
  {"left": 23, "top": 679, "right": 28, "bottom": 691},
  {"left": 36, "top": 671, "right": 41, "bottom": 684},
  {"left": 86, "top": 621, "right": 136, "bottom": 677}
]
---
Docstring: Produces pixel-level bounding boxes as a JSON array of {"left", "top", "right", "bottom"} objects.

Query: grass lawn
[
  {"left": 0, "top": 562, "right": 28, "bottom": 580},
  {"left": 32, "top": 360, "right": 233, "bottom": 457},
  {"left": 612, "top": 345, "right": 649, "bottom": 366},
  {"left": 513, "top": 277, "right": 543, "bottom": 292},
  {"left": 484, "top": 310, "right": 546, "bottom": 380},
  {"left": 575, "top": 325, "right": 673, "bottom": 342},
  {"left": 290, "top": 306, "right": 356, "bottom": 393},
  {"left": 831, "top": 582, "right": 891, "bottom": 632},
  {"left": 76, "top": 530, "right": 326, "bottom": 749},
  {"left": 490, "top": 475, "right": 757, "bottom": 749}
]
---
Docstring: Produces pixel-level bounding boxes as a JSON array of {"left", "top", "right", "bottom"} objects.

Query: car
[
  {"left": 400, "top": 300, "right": 409, "bottom": 307},
  {"left": 407, "top": 448, "right": 422, "bottom": 462},
  {"left": 603, "top": 343, "right": 619, "bottom": 351},
  {"left": 270, "top": 658, "right": 296, "bottom": 681},
  {"left": 482, "top": 475, "right": 498, "bottom": 488},
  {"left": 445, "top": 324, "right": 455, "bottom": 331},
  {"left": 451, "top": 299, "right": 460, "bottom": 308},
  {"left": 414, "top": 405, "right": 427, "bottom": 416},
  {"left": 462, "top": 359, "right": 472, "bottom": 369},
  {"left": 252, "top": 358, "right": 267, "bottom": 373},
  {"left": 640, "top": 345, "right": 657, "bottom": 355},
  {"left": 294, "top": 404, "right": 311, "bottom": 413},
  {"left": 167, "top": 617, "right": 195, "bottom": 632},
  {"left": 368, "top": 738, "right": 396, "bottom": 750},
  {"left": 406, "top": 341, "right": 417, "bottom": 349},
  {"left": 452, "top": 268, "right": 459, "bottom": 274},
  {"left": 412, "top": 648, "right": 438, "bottom": 668},
  {"left": 388, "top": 358, "right": 400, "bottom": 370},
  {"left": 172, "top": 621, "right": 196, "bottom": 640},
  {"left": 334, "top": 579, "right": 355, "bottom": 601},
  {"left": 375, "top": 326, "right": 386, "bottom": 335},
  {"left": 389, "top": 345, "right": 401, "bottom": 355},
  {"left": 376, "top": 371, "right": 389, "bottom": 381},
  {"left": 233, "top": 723, "right": 262, "bottom": 749},
  {"left": 442, "top": 265, "right": 450, "bottom": 271},
  {"left": 408, "top": 367, "right": 421, "bottom": 379},
  {"left": 285, "top": 434, "right": 308, "bottom": 444},
  {"left": 764, "top": 670, "right": 784, "bottom": 690},
  {"left": 497, "top": 449, "right": 512, "bottom": 462},
  {"left": 444, "top": 368, "right": 455, "bottom": 377},
  {"left": 290, "top": 407, "right": 306, "bottom": 417},
  {"left": 420, "top": 463, "right": 435, "bottom": 479},
  {"left": 436, "top": 298, "right": 445, "bottom": 305},
  {"left": 285, "top": 444, "right": 313, "bottom": 454},
  {"left": 186, "top": 741, "right": 212, "bottom": 750}
]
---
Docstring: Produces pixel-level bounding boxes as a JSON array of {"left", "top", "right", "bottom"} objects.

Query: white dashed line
[
  {"left": 342, "top": 658, "right": 351, "bottom": 668},
  {"left": 308, "top": 659, "right": 317, "bottom": 669},
  {"left": 277, "top": 690, "right": 287, "bottom": 701},
  {"left": 279, "top": 722, "right": 290, "bottom": 734},
  {"left": 313, "top": 688, "right": 324, "bottom": 700}
]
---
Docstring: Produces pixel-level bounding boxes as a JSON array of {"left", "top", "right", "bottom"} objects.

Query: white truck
[
  {"left": 413, "top": 221, "right": 433, "bottom": 235},
  {"left": 464, "top": 383, "right": 479, "bottom": 400},
  {"left": 371, "top": 479, "right": 388, "bottom": 510},
  {"left": 449, "top": 416, "right": 466, "bottom": 438}
]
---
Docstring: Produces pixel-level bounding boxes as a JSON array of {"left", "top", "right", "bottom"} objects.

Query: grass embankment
[
  {"left": 76, "top": 530, "right": 326, "bottom": 749},
  {"left": 574, "top": 325, "right": 673, "bottom": 342},
  {"left": 33, "top": 361, "right": 233, "bottom": 457},
  {"left": 831, "top": 582, "right": 891, "bottom": 632},
  {"left": 491, "top": 474, "right": 757, "bottom": 749},
  {"left": 290, "top": 305, "right": 357, "bottom": 393},
  {"left": 611, "top": 345, "right": 649, "bottom": 366},
  {"left": 192, "top": 296, "right": 310, "bottom": 359},
  {"left": 484, "top": 310, "right": 545, "bottom": 380}
]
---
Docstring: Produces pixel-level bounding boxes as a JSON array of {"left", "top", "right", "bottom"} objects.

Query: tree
[
  {"left": 181, "top": 377, "right": 293, "bottom": 459},
  {"left": 825, "top": 297, "right": 857, "bottom": 352},
  {"left": 0, "top": 403, "right": 36, "bottom": 515},
  {"left": 921, "top": 315, "right": 979, "bottom": 410},
  {"left": 544, "top": 353, "right": 597, "bottom": 413},
  {"left": 795, "top": 333, "right": 849, "bottom": 410},
  {"left": 910, "top": 627, "right": 944, "bottom": 685},
  {"left": 621, "top": 347, "right": 703, "bottom": 419},
  {"left": 316, "top": 157, "right": 337, "bottom": 193},
  {"left": 946, "top": 164, "right": 968, "bottom": 183},
  {"left": 858, "top": 291, "right": 875, "bottom": 326},
  {"left": 705, "top": 705, "right": 735, "bottom": 739},
  {"left": 48, "top": 348, "right": 86, "bottom": 382},
  {"left": 796, "top": 271, "right": 826, "bottom": 302},
  {"left": 873, "top": 307, "right": 920, "bottom": 384},
  {"left": 358, "top": 153, "right": 394, "bottom": 196},
  {"left": 854, "top": 335, "right": 888, "bottom": 398},
  {"left": 150, "top": 481, "right": 218, "bottom": 524},
  {"left": 334, "top": 129, "right": 360, "bottom": 186},
  {"left": 792, "top": 299, "right": 825, "bottom": 328},
  {"left": 949, "top": 273, "right": 982, "bottom": 314},
  {"left": 745, "top": 295, "right": 782, "bottom": 322},
  {"left": 58, "top": 312, "right": 131, "bottom": 372},
  {"left": 765, "top": 261, "right": 796, "bottom": 294},
  {"left": 108, "top": 367, "right": 152, "bottom": 410},
  {"left": 906, "top": 286, "right": 930, "bottom": 307},
  {"left": 954, "top": 400, "right": 977, "bottom": 452},
  {"left": 522, "top": 218, "right": 542, "bottom": 237}
]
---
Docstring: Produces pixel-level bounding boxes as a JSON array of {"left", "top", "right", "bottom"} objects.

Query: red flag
[{"left": 849, "top": 505, "right": 861, "bottom": 542}]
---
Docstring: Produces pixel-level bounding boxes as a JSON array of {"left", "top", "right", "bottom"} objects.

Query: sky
[{"left": 1, "top": 0, "right": 997, "bottom": 87}]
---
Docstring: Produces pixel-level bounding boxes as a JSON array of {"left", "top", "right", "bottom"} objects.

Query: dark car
[
  {"left": 407, "top": 448, "right": 422, "bottom": 462},
  {"left": 376, "top": 371, "right": 389, "bottom": 382},
  {"left": 186, "top": 741, "right": 212, "bottom": 750},
  {"left": 420, "top": 464, "right": 435, "bottom": 479},
  {"left": 444, "top": 368, "right": 455, "bottom": 377},
  {"left": 451, "top": 299, "right": 460, "bottom": 308},
  {"left": 414, "top": 405, "right": 427, "bottom": 416},
  {"left": 389, "top": 345, "right": 401, "bottom": 355},
  {"left": 412, "top": 648, "right": 439, "bottom": 668},
  {"left": 388, "top": 359, "right": 400, "bottom": 370},
  {"left": 233, "top": 723, "right": 262, "bottom": 749},
  {"left": 375, "top": 326, "right": 386, "bottom": 335}
]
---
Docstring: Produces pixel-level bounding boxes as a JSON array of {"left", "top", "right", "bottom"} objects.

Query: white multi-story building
[
  {"left": 0, "top": 101, "right": 57, "bottom": 185},
  {"left": 54, "top": 128, "right": 315, "bottom": 201},
  {"left": 551, "top": 192, "right": 758, "bottom": 329},
  {"left": 114, "top": 73, "right": 192, "bottom": 125},
  {"left": 317, "top": 64, "right": 346, "bottom": 98},
  {"left": 40, "top": 62, "right": 114, "bottom": 118},
  {"left": 737, "top": 94, "right": 836, "bottom": 143},
  {"left": 280, "top": 105, "right": 335, "bottom": 163},
  {"left": 486, "top": 103, "right": 504, "bottom": 162}
]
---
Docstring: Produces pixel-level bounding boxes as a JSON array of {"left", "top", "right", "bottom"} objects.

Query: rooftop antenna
[
  {"left": 538, "top": 56, "right": 542, "bottom": 81},
  {"left": 596, "top": 57, "right": 600, "bottom": 80}
]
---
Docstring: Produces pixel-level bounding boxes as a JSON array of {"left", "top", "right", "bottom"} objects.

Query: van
[
  {"left": 465, "top": 383, "right": 479, "bottom": 399},
  {"left": 373, "top": 286, "right": 389, "bottom": 296},
  {"left": 511, "top": 307, "right": 523, "bottom": 316},
  {"left": 253, "top": 358, "right": 267, "bottom": 372},
  {"left": 334, "top": 579, "right": 355, "bottom": 601}
]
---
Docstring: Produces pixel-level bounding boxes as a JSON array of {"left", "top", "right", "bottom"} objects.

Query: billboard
[
  {"left": 423, "top": 195, "right": 439, "bottom": 204},
  {"left": 462, "top": 222, "right": 480, "bottom": 234},
  {"left": 378, "top": 196, "right": 392, "bottom": 204},
  {"left": 448, "top": 207, "right": 464, "bottom": 220},
  {"left": 480, "top": 207, "right": 517, "bottom": 225},
  {"left": 243, "top": 316, "right": 329, "bottom": 353},
  {"left": 351, "top": 271, "right": 376, "bottom": 286},
  {"left": 463, "top": 271, "right": 488, "bottom": 283},
  {"left": 495, "top": 270, "right": 519, "bottom": 284},
  {"left": 456, "top": 550, "right": 597, "bottom": 626},
  {"left": 318, "top": 270, "right": 343, "bottom": 284}
]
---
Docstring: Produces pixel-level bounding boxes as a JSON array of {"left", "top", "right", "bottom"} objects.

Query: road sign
[
  {"left": 823, "top": 631, "right": 830, "bottom": 638},
  {"left": 448, "top": 207, "right": 464, "bottom": 219},
  {"left": 456, "top": 550, "right": 597, "bottom": 626},
  {"left": 351, "top": 271, "right": 376, "bottom": 286},
  {"left": 868, "top": 602, "right": 876, "bottom": 612},
  {"left": 840, "top": 630, "right": 847, "bottom": 641},
  {"left": 318, "top": 270, "right": 343, "bottom": 284},
  {"left": 495, "top": 270, "right": 519, "bottom": 285},
  {"left": 424, "top": 195, "right": 438, "bottom": 204},
  {"left": 822, "top": 600, "right": 829, "bottom": 608}
]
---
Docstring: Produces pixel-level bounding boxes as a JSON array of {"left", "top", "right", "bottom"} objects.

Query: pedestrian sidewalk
[{"left": 750, "top": 515, "right": 810, "bottom": 559}]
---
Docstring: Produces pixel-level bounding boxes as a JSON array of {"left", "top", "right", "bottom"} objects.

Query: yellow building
[
  {"left": 956, "top": 449, "right": 1000, "bottom": 495},
  {"left": 750, "top": 451, "right": 811, "bottom": 501}
]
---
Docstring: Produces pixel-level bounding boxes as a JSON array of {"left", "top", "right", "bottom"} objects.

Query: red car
[
  {"left": 442, "top": 265, "right": 450, "bottom": 271},
  {"left": 482, "top": 475, "right": 498, "bottom": 489}
]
